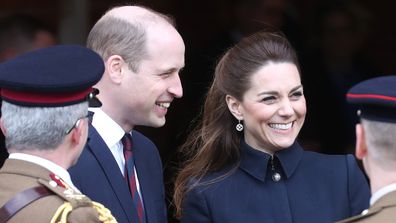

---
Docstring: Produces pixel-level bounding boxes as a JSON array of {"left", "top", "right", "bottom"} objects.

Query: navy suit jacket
[
  {"left": 181, "top": 141, "right": 370, "bottom": 223},
  {"left": 69, "top": 126, "right": 167, "bottom": 223}
]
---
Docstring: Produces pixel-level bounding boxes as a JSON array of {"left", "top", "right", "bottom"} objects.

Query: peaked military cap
[
  {"left": 346, "top": 75, "right": 396, "bottom": 123},
  {"left": 0, "top": 45, "right": 104, "bottom": 107}
]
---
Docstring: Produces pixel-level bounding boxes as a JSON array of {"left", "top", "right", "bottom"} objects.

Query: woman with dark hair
[{"left": 173, "top": 30, "right": 370, "bottom": 223}]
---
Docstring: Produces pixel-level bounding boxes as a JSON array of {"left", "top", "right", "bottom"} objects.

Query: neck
[
  {"left": 100, "top": 106, "right": 134, "bottom": 132},
  {"left": 369, "top": 166, "right": 396, "bottom": 194}
]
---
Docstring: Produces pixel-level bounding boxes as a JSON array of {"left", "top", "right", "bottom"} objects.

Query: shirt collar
[
  {"left": 8, "top": 153, "right": 79, "bottom": 191},
  {"left": 239, "top": 140, "right": 303, "bottom": 182},
  {"left": 89, "top": 108, "right": 125, "bottom": 148},
  {"left": 370, "top": 182, "right": 396, "bottom": 205}
]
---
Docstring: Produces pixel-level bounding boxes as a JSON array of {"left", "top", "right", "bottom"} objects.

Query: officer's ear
[
  {"left": 70, "top": 118, "right": 87, "bottom": 146},
  {"left": 0, "top": 117, "right": 7, "bottom": 137},
  {"left": 355, "top": 123, "right": 367, "bottom": 160}
]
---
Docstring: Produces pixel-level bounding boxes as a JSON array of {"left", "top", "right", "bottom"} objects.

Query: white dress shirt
[{"left": 89, "top": 108, "right": 143, "bottom": 199}]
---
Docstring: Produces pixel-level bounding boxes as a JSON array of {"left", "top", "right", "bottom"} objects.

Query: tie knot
[{"left": 122, "top": 133, "right": 133, "bottom": 151}]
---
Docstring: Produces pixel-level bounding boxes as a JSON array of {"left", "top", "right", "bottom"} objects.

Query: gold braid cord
[
  {"left": 50, "top": 202, "right": 73, "bottom": 223},
  {"left": 92, "top": 201, "right": 118, "bottom": 223},
  {"left": 50, "top": 202, "right": 117, "bottom": 223}
]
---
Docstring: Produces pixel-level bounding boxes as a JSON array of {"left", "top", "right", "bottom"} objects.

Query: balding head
[
  {"left": 87, "top": 5, "right": 175, "bottom": 72},
  {"left": 104, "top": 6, "right": 174, "bottom": 26}
]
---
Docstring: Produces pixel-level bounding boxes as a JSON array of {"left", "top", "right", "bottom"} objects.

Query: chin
[
  {"left": 275, "top": 139, "right": 296, "bottom": 149},
  {"left": 150, "top": 119, "right": 166, "bottom": 128}
]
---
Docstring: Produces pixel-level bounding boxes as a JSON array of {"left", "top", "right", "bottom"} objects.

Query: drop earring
[{"left": 236, "top": 119, "right": 244, "bottom": 132}]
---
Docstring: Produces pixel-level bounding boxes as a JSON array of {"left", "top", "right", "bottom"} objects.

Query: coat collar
[
  {"left": 371, "top": 190, "right": 396, "bottom": 210},
  {"left": 0, "top": 158, "right": 51, "bottom": 180},
  {"left": 239, "top": 140, "right": 304, "bottom": 182}
]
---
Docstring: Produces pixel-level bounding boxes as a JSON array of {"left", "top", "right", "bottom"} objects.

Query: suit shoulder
[
  {"left": 132, "top": 130, "right": 158, "bottom": 150},
  {"left": 132, "top": 130, "right": 154, "bottom": 143}
]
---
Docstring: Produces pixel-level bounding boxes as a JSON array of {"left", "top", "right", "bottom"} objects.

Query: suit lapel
[
  {"left": 133, "top": 133, "right": 156, "bottom": 223},
  {"left": 87, "top": 127, "right": 135, "bottom": 223}
]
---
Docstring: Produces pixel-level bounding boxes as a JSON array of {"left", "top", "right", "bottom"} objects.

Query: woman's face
[{"left": 239, "top": 62, "right": 306, "bottom": 154}]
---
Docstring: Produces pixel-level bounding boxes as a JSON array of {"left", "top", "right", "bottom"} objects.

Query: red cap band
[
  {"left": 1, "top": 87, "right": 93, "bottom": 106},
  {"left": 347, "top": 93, "right": 396, "bottom": 102}
]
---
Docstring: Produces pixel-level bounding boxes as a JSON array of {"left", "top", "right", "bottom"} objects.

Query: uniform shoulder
[
  {"left": 336, "top": 209, "right": 369, "bottom": 223},
  {"left": 38, "top": 179, "right": 117, "bottom": 223},
  {"left": 336, "top": 204, "right": 396, "bottom": 223}
]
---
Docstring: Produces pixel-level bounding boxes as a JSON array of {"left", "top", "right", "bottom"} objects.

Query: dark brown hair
[{"left": 173, "top": 30, "right": 300, "bottom": 219}]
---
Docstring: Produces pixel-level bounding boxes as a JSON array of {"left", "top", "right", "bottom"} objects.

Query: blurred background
[{"left": 0, "top": 0, "right": 395, "bottom": 222}]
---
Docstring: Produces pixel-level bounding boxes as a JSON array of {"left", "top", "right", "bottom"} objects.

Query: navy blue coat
[
  {"left": 181, "top": 141, "right": 370, "bottom": 223},
  {"left": 69, "top": 126, "right": 167, "bottom": 223}
]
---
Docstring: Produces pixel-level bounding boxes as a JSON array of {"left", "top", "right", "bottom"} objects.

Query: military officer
[
  {"left": 0, "top": 45, "right": 116, "bottom": 223},
  {"left": 337, "top": 75, "right": 396, "bottom": 223}
]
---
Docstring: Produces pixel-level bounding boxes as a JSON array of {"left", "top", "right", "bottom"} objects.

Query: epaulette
[
  {"left": 50, "top": 199, "right": 117, "bottom": 223},
  {"left": 38, "top": 175, "right": 117, "bottom": 223}
]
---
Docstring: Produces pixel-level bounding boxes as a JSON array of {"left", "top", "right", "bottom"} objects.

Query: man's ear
[
  {"left": 71, "top": 119, "right": 86, "bottom": 146},
  {"left": 105, "top": 55, "right": 125, "bottom": 84},
  {"left": 355, "top": 123, "right": 367, "bottom": 160},
  {"left": 0, "top": 117, "right": 6, "bottom": 137},
  {"left": 225, "top": 95, "right": 243, "bottom": 120}
]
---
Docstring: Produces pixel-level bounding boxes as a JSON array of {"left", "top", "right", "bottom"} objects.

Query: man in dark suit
[
  {"left": 69, "top": 5, "right": 185, "bottom": 223},
  {"left": 338, "top": 75, "right": 396, "bottom": 223},
  {"left": 0, "top": 45, "right": 116, "bottom": 222}
]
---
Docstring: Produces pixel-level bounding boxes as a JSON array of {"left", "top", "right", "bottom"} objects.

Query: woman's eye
[
  {"left": 290, "top": 91, "right": 303, "bottom": 99},
  {"left": 261, "top": 96, "right": 276, "bottom": 103}
]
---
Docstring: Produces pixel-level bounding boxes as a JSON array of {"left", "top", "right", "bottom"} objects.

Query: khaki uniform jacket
[
  {"left": 337, "top": 190, "right": 396, "bottom": 223},
  {"left": 0, "top": 159, "right": 108, "bottom": 223}
]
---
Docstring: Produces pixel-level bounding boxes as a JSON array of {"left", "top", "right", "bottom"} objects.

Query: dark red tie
[{"left": 122, "top": 133, "right": 145, "bottom": 223}]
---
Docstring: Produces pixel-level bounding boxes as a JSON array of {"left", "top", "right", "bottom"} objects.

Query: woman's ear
[
  {"left": 105, "top": 55, "right": 125, "bottom": 84},
  {"left": 225, "top": 95, "right": 243, "bottom": 120}
]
